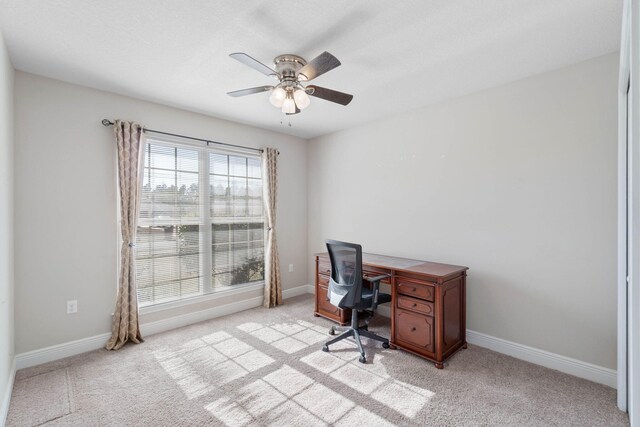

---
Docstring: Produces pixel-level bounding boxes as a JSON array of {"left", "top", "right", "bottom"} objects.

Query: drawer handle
[
  {"left": 412, "top": 287, "right": 417, "bottom": 292},
  {"left": 411, "top": 327, "right": 417, "bottom": 332}
]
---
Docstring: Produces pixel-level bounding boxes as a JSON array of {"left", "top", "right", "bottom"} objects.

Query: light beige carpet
[{"left": 7, "top": 295, "right": 628, "bottom": 426}]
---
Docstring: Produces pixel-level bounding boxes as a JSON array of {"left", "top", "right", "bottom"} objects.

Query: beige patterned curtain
[
  {"left": 106, "top": 120, "right": 145, "bottom": 350},
  {"left": 262, "top": 147, "right": 282, "bottom": 307}
]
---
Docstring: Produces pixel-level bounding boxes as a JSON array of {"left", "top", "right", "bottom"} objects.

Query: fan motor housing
[{"left": 273, "top": 54, "right": 306, "bottom": 80}]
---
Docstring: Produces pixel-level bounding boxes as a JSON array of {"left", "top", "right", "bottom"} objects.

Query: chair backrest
[{"left": 325, "top": 239, "right": 363, "bottom": 308}]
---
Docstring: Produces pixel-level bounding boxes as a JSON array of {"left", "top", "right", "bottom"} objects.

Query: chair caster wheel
[
  {"left": 359, "top": 356, "right": 366, "bottom": 364},
  {"left": 362, "top": 325, "right": 368, "bottom": 331},
  {"left": 322, "top": 346, "right": 329, "bottom": 352},
  {"left": 382, "top": 342, "right": 390, "bottom": 349},
  {"left": 328, "top": 328, "right": 335, "bottom": 335}
]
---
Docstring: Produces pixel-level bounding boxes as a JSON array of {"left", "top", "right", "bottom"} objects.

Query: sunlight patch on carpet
[
  {"left": 269, "top": 336, "right": 309, "bottom": 354},
  {"left": 201, "top": 330, "right": 234, "bottom": 343},
  {"left": 237, "top": 319, "right": 329, "bottom": 355},
  {"left": 263, "top": 365, "right": 314, "bottom": 396},
  {"left": 205, "top": 397, "right": 253, "bottom": 427},
  {"left": 299, "top": 339, "right": 435, "bottom": 418},
  {"left": 334, "top": 406, "right": 396, "bottom": 427},
  {"left": 293, "top": 383, "right": 356, "bottom": 423},
  {"left": 204, "top": 364, "right": 393, "bottom": 426},
  {"left": 159, "top": 319, "right": 435, "bottom": 423},
  {"left": 154, "top": 353, "right": 214, "bottom": 399},
  {"left": 270, "top": 322, "right": 306, "bottom": 336},
  {"left": 154, "top": 332, "right": 275, "bottom": 400}
]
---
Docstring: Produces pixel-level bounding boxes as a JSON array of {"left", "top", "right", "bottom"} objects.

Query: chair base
[{"left": 322, "top": 310, "right": 389, "bottom": 363}]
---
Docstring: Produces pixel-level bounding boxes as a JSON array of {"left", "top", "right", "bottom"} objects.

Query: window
[{"left": 135, "top": 140, "right": 264, "bottom": 308}]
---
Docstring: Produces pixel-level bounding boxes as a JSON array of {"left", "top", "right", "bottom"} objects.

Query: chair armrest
[
  {"left": 363, "top": 274, "right": 390, "bottom": 309},
  {"left": 363, "top": 274, "right": 391, "bottom": 284}
]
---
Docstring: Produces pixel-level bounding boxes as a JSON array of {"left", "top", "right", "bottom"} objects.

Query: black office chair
[{"left": 322, "top": 239, "right": 391, "bottom": 363}]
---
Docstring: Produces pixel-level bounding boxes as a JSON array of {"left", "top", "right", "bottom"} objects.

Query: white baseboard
[
  {"left": 14, "top": 285, "right": 615, "bottom": 391},
  {"left": 283, "top": 284, "right": 314, "bottom": 299},
  {"left": 373, "top": 304, "right": 614, "bottom": 388},
  {"left": 15, "top": 333, "right": 111, "bottom": 371},
  {"left": 346, "top": 301, "right": 615, "bottom": 388},
  {"left": 466, "top": 329, "right": 617, "bottom": 388},
  {"left": 144, "top": 284, "right": 314, "bottom": 337},
  {"left": 1, "top": 357, "right": 16, "bottom": 427},
  {"left": 141, "top": 296, "right": 263, "bottom": 337},
  {"left": 143, "top": 283, "right": 313, "bottom": 337},
  {"left": 15, "top": 284, "right": 310, "bottom": 371},
  {"left": 15, "top": 298, "right": 264, "bottom": 370}
]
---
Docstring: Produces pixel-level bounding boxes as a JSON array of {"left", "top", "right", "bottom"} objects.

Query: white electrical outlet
[
  {"left": 67, "top": 300, "right": 78, "bottom": 314},
  {"left": 289, "top": 264, "right": 294, "bottom": 273}
]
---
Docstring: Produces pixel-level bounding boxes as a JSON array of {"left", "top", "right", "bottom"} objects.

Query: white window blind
[{"left": 135, "top": 140, "right": 264, "bottom": 308}]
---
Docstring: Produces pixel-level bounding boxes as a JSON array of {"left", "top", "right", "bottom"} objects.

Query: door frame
[
  {"left": 619, "top": 0, "right": 640, "bottom": 421},
  {"left": 618, "top": 0, "right": 630, "bottom": 412}
]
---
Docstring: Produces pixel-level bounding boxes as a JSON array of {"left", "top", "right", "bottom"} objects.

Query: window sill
[{"left": 138, "top": 281, "right": 265, "bottom": 315}]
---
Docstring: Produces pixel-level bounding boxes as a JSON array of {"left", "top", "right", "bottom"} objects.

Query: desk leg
[
  {"left": 389, "top": 343, "right": 397, "bottom": 350},
  {"left": 435, "top": 362, "right": 444, "bottom": 369},
  {"left": 462, "top": 342, "right": 468, "bottom": 349}
]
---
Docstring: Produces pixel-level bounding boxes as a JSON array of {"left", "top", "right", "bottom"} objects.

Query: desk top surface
[{"left": 315, "top": 252, "right": 468, "bottom": 278}]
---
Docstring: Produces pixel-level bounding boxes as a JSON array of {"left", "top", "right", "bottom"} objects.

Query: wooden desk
[{"left": 314, "top": 252, "right": 468, "bottom": 368}]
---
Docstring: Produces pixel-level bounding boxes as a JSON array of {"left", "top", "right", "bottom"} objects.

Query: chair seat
[{"left": 361, "top": 288, "right": 391, "bottom": 305}]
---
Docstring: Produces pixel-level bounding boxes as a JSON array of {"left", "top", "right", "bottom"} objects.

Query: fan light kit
[{"left": 227, "top": 51, "right": 353, "bottom": 116}]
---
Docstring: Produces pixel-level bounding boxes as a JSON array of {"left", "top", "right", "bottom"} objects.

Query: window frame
[{"left": 120, "top": 135, "right": 265, "bottom": 314}]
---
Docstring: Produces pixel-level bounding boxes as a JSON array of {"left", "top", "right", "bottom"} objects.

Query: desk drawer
[
  {"left": 396, "top": 278, "right": 435, "bottom": 301},
  {"left": 397, "top": 295, "right": 434, "bottom": 316},
  {"left": 395, "top": 309, "right": 434, "bottom": 353}
]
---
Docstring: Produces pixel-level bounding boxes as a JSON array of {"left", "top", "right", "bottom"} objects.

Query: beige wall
[
  {"left": 13, "top": 72, "right": 308, "bottom": 353},
  {"left": 10, "top": 51, "right": 620, "bottom": 372},
  {"left": 307, "top": 53, "right": 619, "bottom": 369},
  {"left": 0, "top": 31, "right": 15, "bottom": 416}
]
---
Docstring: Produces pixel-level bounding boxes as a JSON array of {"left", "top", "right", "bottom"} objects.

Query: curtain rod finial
[{"left": 102, "top": 119, "right": 113, "bottom": 126}]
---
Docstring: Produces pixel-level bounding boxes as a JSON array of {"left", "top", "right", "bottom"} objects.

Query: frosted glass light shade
[
  {"left": 293, "top": 89, "right": 311, "bottom": 109},
  {"left": 269, "top": 87, "right": 286, "bottom": 107},
  {"left": 281, "top": 97, "right": 296, "bottom": 114}
]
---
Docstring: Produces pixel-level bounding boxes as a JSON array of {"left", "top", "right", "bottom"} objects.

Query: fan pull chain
[{"left": 279, "top": 111, "right": 292, "bottom": 127}]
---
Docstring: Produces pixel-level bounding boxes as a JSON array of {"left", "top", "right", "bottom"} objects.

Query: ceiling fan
[{"left": 227, "top": 51, "right": 353, "bottom": 115}]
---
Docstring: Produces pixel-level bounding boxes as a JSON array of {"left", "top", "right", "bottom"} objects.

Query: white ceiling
[{"left": 0, "top": 0, "right": 622, "bottom": 139}]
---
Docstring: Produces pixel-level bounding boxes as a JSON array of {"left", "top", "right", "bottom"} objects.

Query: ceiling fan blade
[
  {"left": 227, "top": 86, "right": 273, "bottom": 97},
  {"left": 306, "top": 85, "right": 353, "bottom": 105},
  {"left": 298, "top": 51, "right": 341, "bottom": 81},
  {"left": 229, "top": 53, "right": 277, "bottom": 77}
]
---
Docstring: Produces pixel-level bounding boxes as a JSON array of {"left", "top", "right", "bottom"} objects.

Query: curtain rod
[{"left": 101, "top": 119, "right": 278, "bottom": 155}]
